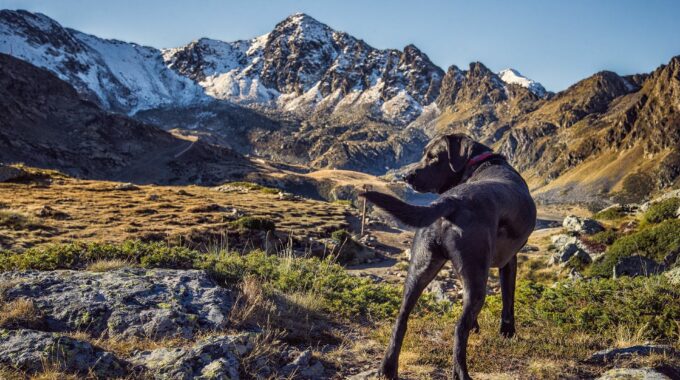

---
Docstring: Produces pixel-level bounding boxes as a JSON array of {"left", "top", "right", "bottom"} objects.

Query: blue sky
[{"left": 1, "top": 0, "right": 678, "bottom": 91}]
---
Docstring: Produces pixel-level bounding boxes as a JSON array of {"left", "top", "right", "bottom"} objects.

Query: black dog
[{"left": 361, "top": 133, "right": 536, "bottom": 380}]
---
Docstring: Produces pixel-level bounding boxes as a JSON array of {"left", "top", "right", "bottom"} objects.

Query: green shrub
[
  {"left": 588, "top": 229, "right": 619, "bottom": 246},
  {"left": 588, "top": 219, "right": 680, "bottom": 277},
  {"left": 0, "top": 241, "right": 198, "bottom": 271},
  {"left": 643, "top": 197, "right": 680, "bottom": 224},
  {"left": 514, "top": 277, "right": 680, "bottom": 340},
  {"left": 229, "top": 216, "right": 276, "bottom": 231},
  {"left": 331, "top": 229, "right": 351, "bottom": 244},
  {"left": 593, "top": 206, "right": 625, "bottom": 220},
  {"left": 199, "top": 250, "right": 447, "bottom": 319}
]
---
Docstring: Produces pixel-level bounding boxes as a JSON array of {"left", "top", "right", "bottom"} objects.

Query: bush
[
  {"left": 588, "top": 219, "right": 680, "bottom": 277},
  {"left": 517, "top": 277, "right": 680, "bottom": 340},
  {"left": 0, "top": 241, "right": 199, "bottom": 271},
  {"left": 592, "top": 206, "right": 625, "bottom": 220},
  {"left": 588, "top": 229, "right": 619, "bottom": 246},
  {"left": 643, "top": 197, "right": 680, "bottom": 224},
  {"left": 331, "top": 229, "right": 351, "bottom": 244},
  {"left": 229, "top": 216, "right": 276, "bottom": 231},
  {"left": 199, "top": 250, "right": 447, "bottom": 319}
]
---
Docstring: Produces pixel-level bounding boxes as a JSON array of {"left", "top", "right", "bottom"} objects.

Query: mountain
[
  {"left": 0, "top": 9, "right": 205, "bottom": 113},
  {"left": 163, "top": 13, "right": 444, "bottom": 125},
  {"left": 498, "top": 68, "right": 548, "bottom": 98},
  {"left": 0, "top": 53, "right": 257, "bottom": 184},
  {"left": 398, "top": 56, "right": 680, "bottom": 205},
  {"left": 1, "top": 9, "right": 678, "bottom": 204},
  {"left": 496, "top": 59, "right": 680, "bottom": 204}
]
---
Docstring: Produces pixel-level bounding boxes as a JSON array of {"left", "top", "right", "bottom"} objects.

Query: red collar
[{"left": 466, "top": 152, "right": 495, "bottom": 168}]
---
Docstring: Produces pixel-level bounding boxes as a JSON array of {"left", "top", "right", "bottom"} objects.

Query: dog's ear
[{"left": 445, "top": 134, "right": 470, "bottom": 173}]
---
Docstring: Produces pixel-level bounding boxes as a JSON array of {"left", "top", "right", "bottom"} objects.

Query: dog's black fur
[{"left": 361, "top": 133, "right": 536, "bottom": 380}]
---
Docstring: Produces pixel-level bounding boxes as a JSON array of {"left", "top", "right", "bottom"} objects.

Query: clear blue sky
[{"left": 1, "top": 0, "right": 678, "bottom": 91}]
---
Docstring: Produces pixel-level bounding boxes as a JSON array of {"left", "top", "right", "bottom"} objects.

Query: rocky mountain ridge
[
  {"left": 0, "top": 53, "right": 257, "bottom": 184},
  {"left": 1, "top": 9, "right": 678, "bottom": 203}
]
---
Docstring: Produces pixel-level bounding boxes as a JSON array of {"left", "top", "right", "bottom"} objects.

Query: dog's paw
[{"left": 500, "top": 322, "right": 515, "bottom": 338}]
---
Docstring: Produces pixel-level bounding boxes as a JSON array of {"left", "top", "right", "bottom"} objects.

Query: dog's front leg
[{"left": 380, "top": 244, "right": 445, "bottom": 379}]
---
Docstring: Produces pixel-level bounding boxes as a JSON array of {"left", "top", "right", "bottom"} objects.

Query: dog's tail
[{"left": 360, "top": 191, "right": 457, "bottom": 228}]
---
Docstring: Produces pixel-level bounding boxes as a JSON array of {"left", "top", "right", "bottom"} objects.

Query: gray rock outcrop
[
  {"left": 0, "top": 328, "right": 127, "bottom": 377},
  {"left": 613, "top": 256, "right": 665, "bottom": 278},
  {"left": 563, "top": 215, "right": 604, "bottom": 235},
  {"left": 130, "top": 334, "right": 253, "bottom": 380},
  {"left": 0, "top": 268, "right": 233, "bottom": 339}
]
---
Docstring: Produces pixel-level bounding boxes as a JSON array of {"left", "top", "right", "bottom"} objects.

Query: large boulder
[
  {"left": 0, "top": 328, "right": 127, "bottom": 377},
  {"left": 613, "top": 256, "right": 665, "bottom": 278},
  {"left": 563, "top": 215, "right": 604, "bottom": 235},
  {"left": 0, "top": 269, "right": 233, "bottom": 339},
  {"left": 130, "top": 334, "right": 253, "bottom": 380}
]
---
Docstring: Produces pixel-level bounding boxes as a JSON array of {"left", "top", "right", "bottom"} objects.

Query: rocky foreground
[{"left": 0, "top": 269, "right": 328, "bottom": 379}]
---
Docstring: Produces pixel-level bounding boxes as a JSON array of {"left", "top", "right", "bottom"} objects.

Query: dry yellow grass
[
  {"left": 0, "top": 298, "right": 44, "bottom": 329},
  {"left": 0, "top": 176, "right": 350, "bottom": 250},
  {"left": 85, "top": 259, "right": 132, "bottom": 272}
]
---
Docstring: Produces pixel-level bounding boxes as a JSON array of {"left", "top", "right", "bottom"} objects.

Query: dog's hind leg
[
  {"left": 379, "top": 243, "right": 446, "bottom": 379},
  {"left": 499, "top": 254, "right": 517, "bottom": 338},
  {"left": 453, "top": 262, "right": 489, "bottom": 380}
]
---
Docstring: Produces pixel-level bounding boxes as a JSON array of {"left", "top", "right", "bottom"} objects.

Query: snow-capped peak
[{"left": 498, "top": 68, "right": 547, "bottom": 97}]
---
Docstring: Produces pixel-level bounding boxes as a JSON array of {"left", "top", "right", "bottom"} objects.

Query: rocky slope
[
  {"left": 0, "top": 53, "right": 257, "bottom": 184},
  {"left": 495, "top": 57, "right": 680, "bottom": 204}
]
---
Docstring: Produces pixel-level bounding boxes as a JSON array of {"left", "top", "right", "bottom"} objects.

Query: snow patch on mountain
[
  {"left": 0, "top": 10, "right": 204, "bottom": 113},
  {"left": 498, "top": 68, "right": 548, "bottom": 97}
]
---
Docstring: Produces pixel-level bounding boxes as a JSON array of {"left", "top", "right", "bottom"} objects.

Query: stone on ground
[
  {"left": 0, "top": 328, "right": 127, "bottom": 377},
  {"left": 563, "top": 215, "right": 604, "bottom": 235},
  {"left": 613, "top": 256, "right": 665, "bottom": 278},
  {"left": 0, "top": 268, "right": 233, "bottom": 339},
  {"left": 130, "top": 334, "right": 253, "bottom": 380},
  {"left": 596, "top": 367, "right": 671, "bottom": 379}
]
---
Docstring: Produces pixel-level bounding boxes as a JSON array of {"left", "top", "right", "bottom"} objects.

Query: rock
[
  {"left": 147, "top": 194, "right": 160, "bottom": 201},
  {"left": 281, "top": 349, "right": 325, "bottom": 379},
  {"left": 520, "top": 245, "right": 540, "bottom": 253},
  {"left": 278, "top": 191, "right": 297, "bottom": 201},
  {"left": 549, "top": 241, "right": 592, "bottom": 266},
  {"left": 0, "top": 268, "right": 233, "bottom": 339},
  {"left": 676, "top": 205, "right": 680, "bottom": 218},
  {"left": 0, "top": 164, "right": 26, "bottom": 182},
  {"left": 613, "top": 256, "right": 665, "bottom": 278},
  {"left": 114, "top": 182, "right": 139, "bottom": 191},
  {"left": 426, "top": 280, "right": 449, "bottom": 302},
  {"left": 0, "top": 328, "right": 127, "bottom": 377},
  {"left": 131, "top": 334, "right": 253, "bottom": 379},
  {"left": 596, "top": 368, "right": 671, "bottom": 380},
  {"left": 551, "top": 234, "right": 577, "bottom": 250},
  {"left": 563, "top": 215, "right": 604, "bottom": 235},
  {"left": 586, "top": 345, "right": 679, "bottom": 364}
]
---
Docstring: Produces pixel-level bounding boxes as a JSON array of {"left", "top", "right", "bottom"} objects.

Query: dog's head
[{"left": 403, "top": 133, "right": 491, "bottom": 194}]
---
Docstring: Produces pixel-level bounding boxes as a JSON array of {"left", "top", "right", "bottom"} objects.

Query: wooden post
[{"left": 360, "top": 185, "right": 371, "bottom": 237}]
